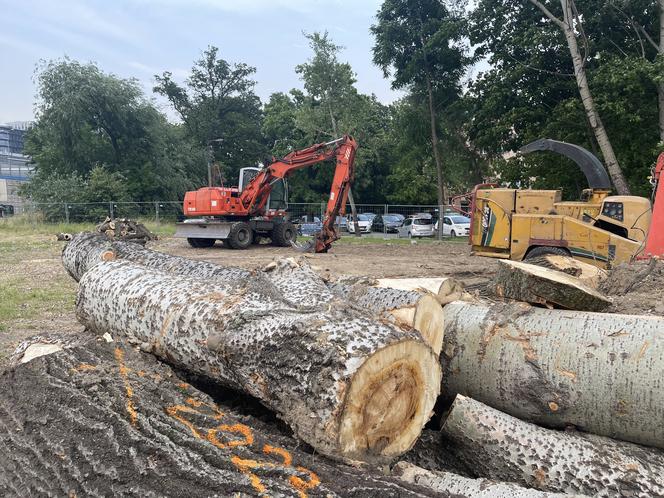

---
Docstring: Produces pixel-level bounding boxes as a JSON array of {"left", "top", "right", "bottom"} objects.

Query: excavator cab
[{"left": 239, "top": 167, "right": 288, "bottom": 212}]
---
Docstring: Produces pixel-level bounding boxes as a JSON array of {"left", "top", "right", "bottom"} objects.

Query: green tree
[
  {"left": 263, "top": 32, "right": 393, "bottom": 206},
  {"left": 372, "top": 0, "right": 472, "bottom": 212},
  {"left": 24, "top": 58, "right": 195, "bottom": 203},
  {"left": 468, "top": 0, "right": 662, "bottom": 197},
  {"left": 154, "top": 46, "right": 267, "bottom": 183}
]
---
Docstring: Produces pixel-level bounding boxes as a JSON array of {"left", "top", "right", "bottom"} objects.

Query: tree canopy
[{"left": 21, "top": 2, "right": 664, "bottom": 213}]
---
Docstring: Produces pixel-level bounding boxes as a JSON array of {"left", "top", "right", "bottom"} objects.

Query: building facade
[{"left": 0, "top": 123, "right": 33, "bottom": 214}]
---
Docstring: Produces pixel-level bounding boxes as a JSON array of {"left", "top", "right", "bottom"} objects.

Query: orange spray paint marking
[
  {"left": 231, "top": 456, "right": 269, "bottom": 495},
  {"left": 263, "top": 444, "right": 292, "bottom": 466},
  {"left": 207, "top": 423, "right": 254, "bottom": 449},
  {"left": 289, "top": 466, "right": 321, "bottom": 498},
  {"left": 114, "top": 347, "right": 137, "bottom": 427},
  {"left": 166, "top": 404, "right": 204, "bottom": 439},
  {"left": 262, "top": 444, "right": 320, "bottom": 497}
]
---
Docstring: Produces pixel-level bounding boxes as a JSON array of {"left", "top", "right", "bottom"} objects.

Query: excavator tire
[
  {"left": 187, "top": 238, "right": 216, "bottom": 248},
  {"left": 227, "top": 222, "right": 253, "bottom": 250},
  {"left": 525, "top": 246, "right": 571, "bottom": 260},
  {"left": 271, "top": 222, "right": 297, "bottom": 247}
]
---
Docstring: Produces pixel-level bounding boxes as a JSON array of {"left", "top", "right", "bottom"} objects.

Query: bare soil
[
  {"left": 0, "top": 235, "right": 497, "bottom": 369},
  {"left": 600, "top": 259, "right": 664, "bottom": 315}
]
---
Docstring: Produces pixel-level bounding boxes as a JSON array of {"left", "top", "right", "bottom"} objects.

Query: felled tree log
[
  {"left": 527, "top": 255, "right": 607, "bottom": 289},
  {"left": 75, "top": 260, "right": 441, "bottom": 463},
  {"left": 493, "top": 259, "right": 611, "bottom": 311},
  {"left": 61, "top": 232, "right": 115, "bottom": 281},
  {"left": 392, "top": 462, "right": 574, "bottom": 498},
  {"left": 63, "top": 233, "right": 333, "bottom": 309},
  {"left": 441, "top": 395, "right": 664, "bottom": 497},
  {"left": 372, "top": 277, "right": 468, "bottom": 304},
  {"left": 441, "top": 301, "right": 664, "bottom": 449},
  {"left": 0, "top": 340, "right": 443, "bottom": 497},
  {"left": 328, "top": 282, "right": 445, "bottom": 355}
]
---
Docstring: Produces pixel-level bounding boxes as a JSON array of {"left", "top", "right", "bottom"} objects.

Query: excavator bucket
[{"left": 291, "top": 238, "right": 316, "bottom": 253}]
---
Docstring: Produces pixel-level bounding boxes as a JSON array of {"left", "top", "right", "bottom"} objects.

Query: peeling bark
[
  {"left": 441, "top": 395, "right": 664, "bottom": 497},
  {"left": 441, "top": 301, "right": 664, "bottom": 449},
  {"left": 75, "top": 260, "right": 441, "bottom": 463},
  {"left": 493, "top": 260, "right": 611, "bottom": 311},
  {"left": 392, "top": 462, "right": 575, "bottom": 498},
  {"left": 0, "top": 340, "right": 443, "bottom": 497}
]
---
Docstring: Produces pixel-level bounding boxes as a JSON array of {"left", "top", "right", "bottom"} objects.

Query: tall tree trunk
[
  {"left": 559, "top": 0, "right": 630, "bottom": 194},
  {"left": 529, "top": 0, "right": 631, "bottom": 194},
  {"left": 426, "top": 72, "right": 447, "bottom": 240},
  {"left": 419, "top": 25, "right": 446, "bottom": 239}
]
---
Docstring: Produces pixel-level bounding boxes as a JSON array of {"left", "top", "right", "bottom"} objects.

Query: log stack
[
  {"left": 13, "top": 231, "right": 663, "bottom": 496},
  {"left": 72, "top": 256, "right": 441, "bottom": 463}
]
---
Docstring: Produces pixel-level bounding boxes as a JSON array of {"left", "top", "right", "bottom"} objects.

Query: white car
[
  {"left": 398, "top": 217, "right": 434, "bottom": 238},
  {"left": 435, "top": 215, "right": 471, "bottom": 237},
  {"left": 347, "top": 214, "right": 373, "bottom": 233}
]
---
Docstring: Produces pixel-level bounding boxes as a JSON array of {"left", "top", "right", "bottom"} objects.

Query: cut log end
[
  {"left": 101, "top": 250, "right": 116, "bottom": 262},
  {"left": 339, "top": 340, "right": 440, "bottom": 460},
  {"left": 413, "top": 294, "right": 444, "bottom": 356}
]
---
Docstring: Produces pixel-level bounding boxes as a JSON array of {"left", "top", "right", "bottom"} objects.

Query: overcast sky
[{"left": 0, "top": 0, "right": 405, "bottom": 124}]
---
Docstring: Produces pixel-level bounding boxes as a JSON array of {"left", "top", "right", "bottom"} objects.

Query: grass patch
[
  {"left": 0, "top": 216, "right": 175, "bottom": 238},
  {"left": 0, "top": 276, "right": 75, "bottom": 330}
]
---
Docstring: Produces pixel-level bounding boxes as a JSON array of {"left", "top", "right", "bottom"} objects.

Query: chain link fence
[{"left": 7, "top": 200, "right": 468, "bottom": 236}]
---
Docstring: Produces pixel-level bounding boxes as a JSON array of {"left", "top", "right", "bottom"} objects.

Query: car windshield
[
  {"left": 383, "top": 215, "right": 400, "bottom": 222},
  {"left": 413, "top": 218, "right": 432, "bottom": 225},
  {"left": 356, "top": 214, "right": 371, "bottom": 221},
  {"left": 451, "top": 216, "right": 470, "bottom": 224}
]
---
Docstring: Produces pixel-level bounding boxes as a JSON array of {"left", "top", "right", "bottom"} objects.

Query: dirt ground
[{"left": 0, "top": 235, "right": 497, "bottom": 368}]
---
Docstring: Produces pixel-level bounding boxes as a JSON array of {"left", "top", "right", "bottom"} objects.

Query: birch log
[
  {"left": 493, "top": 260, "right": 611, "bottom": 311},
  {"left": 75, "top": 260, "right": 441, "bottom": 463},
  {"left": 392, "top": 462, "right": 577, "bottom": 498},
  {"left": 328, "top": 282, "right": 445, "bottom": 355},
  {"left": 0, "top": 340, "right": 441, "bottom": 497},
  {"left": 61, "top": 232, "right": 115, "bottom": 281},
  {"left": 441, "top": 301, "right": 664, "bottom": 448},
  {"left": 441, "top": 395, "right": 664, "bottom": 497},
  {"left": 372, "top": 277, "right": 468, "bottom": 304}
]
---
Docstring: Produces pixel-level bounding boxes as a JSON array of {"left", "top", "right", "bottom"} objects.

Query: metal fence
[{"left": 9, "top": 200, "right": 463, "bottom": 230}]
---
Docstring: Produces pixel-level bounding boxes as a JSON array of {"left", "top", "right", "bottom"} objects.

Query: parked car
[
  {"left": 435, "top": 215, "right": 471, "bottom": 237},
  {"left": 294, "top": 215, "right": 323, "bottom": 236},
  {"left": 335, "top": 215, "right": 348, "bottom": 232},
  {"left": 347, "top": 213, "right": 373, "bottom": 233},
  {"left": 398, "top": 217, "right": 435, "bottom": 238},
  {"left": 372, "top": 214, "right": 404, "bottom": 233}
]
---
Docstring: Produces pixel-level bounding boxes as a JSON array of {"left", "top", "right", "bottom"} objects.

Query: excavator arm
[{"left": 240, "top": 136, "right": 358, "bottom": 253}]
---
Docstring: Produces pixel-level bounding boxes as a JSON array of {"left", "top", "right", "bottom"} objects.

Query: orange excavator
[{"left": 175, "top": 136, "right": 358, "bottom": 253}]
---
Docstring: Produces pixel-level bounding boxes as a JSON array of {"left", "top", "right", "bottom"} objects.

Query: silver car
[{"left": 398, "top": 217, "right": 435, "bottom": 238}]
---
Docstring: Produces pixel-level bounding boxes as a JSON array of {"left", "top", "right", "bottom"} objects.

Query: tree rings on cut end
[
  {"left": 101, "top": 250, "right": 116, "bottom": 262},
  {"left": 338, "top": 340, "right": 441, "bottom": 461},
  {"left": 413, "top": 294, "right": 444, "bottom": 356}
]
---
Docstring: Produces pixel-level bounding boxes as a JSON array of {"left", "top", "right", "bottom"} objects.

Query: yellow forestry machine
[{"left": 469, "top": 139, "right": 664, "bottom": 269}]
